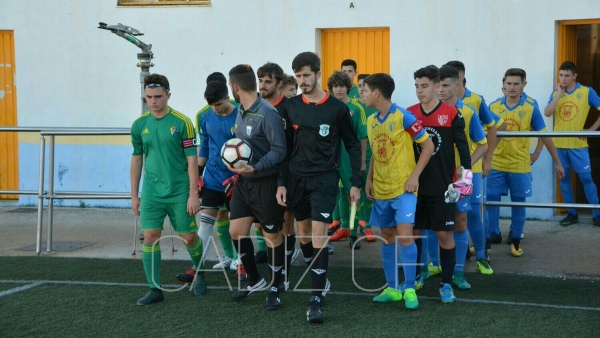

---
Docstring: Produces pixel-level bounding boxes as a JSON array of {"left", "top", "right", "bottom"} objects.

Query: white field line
[
  {"left": 0, "top": 281, "right": 44, "bottom": 297},
  {"left": 1, "top": 279, "right": 599, "bottom": 312}
]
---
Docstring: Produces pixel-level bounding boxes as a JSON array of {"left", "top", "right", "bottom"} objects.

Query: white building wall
[{"left": 1, "top": 0, "right": 599, "bottom": 217}]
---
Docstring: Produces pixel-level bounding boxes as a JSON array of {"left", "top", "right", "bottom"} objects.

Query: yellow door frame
[{"left": 555, "top": 19, "right": 600, "bottom": 212}]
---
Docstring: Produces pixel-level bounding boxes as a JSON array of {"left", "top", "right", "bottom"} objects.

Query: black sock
[
  {"left": 439, "top": 246, "right": 456, "bottom": 286},
  {"left": 286, "top": 235, "right": 297, "bottom": 272},
  {"left": 414, "top": 237, "right": 422, "bottom": 280},
  {"left": 300, "top": 241, "right": 313, "bottom": 265},
  {"left": 310, "top": 245, "right": 329, "bottom": 298},
  {"left": 234, "top": 238, "right": 260, "bottom": 282},
  {"left": 512, "top": 239, "right": 520, "bottom": 250},
  {"left": 267, "top": 242, "right": 285, "bottom": 292}
]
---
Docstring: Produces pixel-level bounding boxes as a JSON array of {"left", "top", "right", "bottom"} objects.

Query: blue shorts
[
  {"left": 557, "top": 148, "right": 592, "bottom": 174},
  {"left": 470, "top": 173, "right": 483, "bottom": 204},
  {"left": 456, "top": 196, "right": 472, "bottom": 213},
  {"left": 369, "top": 193, "right": 417, "bottom": 228},
  {"left": 487, "top": 170, "right": 532, "bottom": 197}
]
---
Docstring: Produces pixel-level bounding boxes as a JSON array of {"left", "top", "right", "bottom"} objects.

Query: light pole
[{"left": 98, "top": 22, "right": 154, "bottom": 115}]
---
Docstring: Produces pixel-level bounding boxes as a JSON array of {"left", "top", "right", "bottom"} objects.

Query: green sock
[
  {"left": 216, "top": 217, "right": 236, "bottom": 259},
  {"left": 186, "top": 236, "right": 203, "bottom": 271},
  {"left": 142, "top": 243, "right": 161, "bottom": 289},
  {"left": 255, "top": 225, "right": 267, "bottom": 252}
]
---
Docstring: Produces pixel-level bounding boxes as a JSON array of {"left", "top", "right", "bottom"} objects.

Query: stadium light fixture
[{"left": 98, "top": 22, "right": 154, "bottom": 115}]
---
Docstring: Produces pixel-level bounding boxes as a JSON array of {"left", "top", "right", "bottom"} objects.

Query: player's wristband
[{"left": 198, "top": 165, "right": 205, "bottom": 176}]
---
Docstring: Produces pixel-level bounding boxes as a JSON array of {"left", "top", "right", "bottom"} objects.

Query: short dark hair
[
  {"left": 327, "top": 70, "right": 353, "bottom": 93},
  {"left": 229, "top": 64, "right": 257, "bottom": 92},
  {"left": 204, "top": 81, "right": 229, "bottom": 105},
  {"left": 341, "top": 59, "right": 357, "bottom": 71},
  {"left": 363, "top": 73, "right": 395, "bottom": 100},
  {"left": 282, "top": 74, "right": 297, "bottom": 89},
  {"left": 206, "top": 72, "right": 227, "bottom": 85},
  {"left": 463, "top": 77, "right": 466, "bottom": 86},
  {"left": 357, "top": 74, "right": 370, "bottom": 81},
  {"left": 292, "top": 52, "right": 321, "bottom": 73},
  {"left": 503, "top": 68, "right": 526, "bottom": 82},
  {"left": 445, "top": 61, "right": 465, "bottom": 74},
  {"left": 559, "top": 61, "right": 577, "bottom": 74},
  {"left": 414, "top": 65, "right": 440, "bottom": 83},
  {"left": 144, "top": 73, "right": 170, "bottom": 92},
  {"left": 257, "top": 62, "right": 284, "bottom": 83},
  {"left": 439, "top": 65, "right": 459, "bottom": 82}
]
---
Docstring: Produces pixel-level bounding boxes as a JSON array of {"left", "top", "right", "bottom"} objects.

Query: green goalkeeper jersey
[
  {"left": 131, "top": 107, "right": 197, "bottom": 202},
  {"left": 339, "top": 99, "right": 367, "bottom": 172}
]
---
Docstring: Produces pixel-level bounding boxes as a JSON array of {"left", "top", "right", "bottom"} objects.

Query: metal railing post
[
  {"left": 35, "top": 136, "right": 46, "bottom": 256},
  {"left": 45, "top": 135, "right": 56, "bottom": 255}
]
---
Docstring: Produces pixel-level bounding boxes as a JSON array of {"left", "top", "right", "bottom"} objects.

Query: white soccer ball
[{"left": 221, "top": 138, "right": 252, "bottom": 169}]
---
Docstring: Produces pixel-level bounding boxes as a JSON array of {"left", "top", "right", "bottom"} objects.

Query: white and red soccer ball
[{"left": 221, "top": 138, "right": 252, "bottom": 169}]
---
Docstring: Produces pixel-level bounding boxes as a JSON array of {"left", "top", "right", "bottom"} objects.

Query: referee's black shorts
[
  {"left": 287, "top": 170, "right": 338, "bottom": 223},
  {"left": 229, "top": 174, "right": 284, "bottom": 233}
]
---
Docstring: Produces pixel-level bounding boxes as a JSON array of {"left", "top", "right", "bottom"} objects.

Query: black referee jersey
[{"left": 280, "top": 91, "right": 362, "bottom": 188}]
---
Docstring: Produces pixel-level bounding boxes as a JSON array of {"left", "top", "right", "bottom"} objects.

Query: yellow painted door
[
  {"left": 0, "top": 31, "right": 18, "bottom": 200},
  {"left": 321, "top": 28, "right": 390, "bottom": 87}
]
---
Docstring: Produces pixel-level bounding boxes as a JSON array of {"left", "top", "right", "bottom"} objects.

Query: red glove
[
  {"left": 222, "top": 175, "right": 239, "bottom": 199},
  {"left": 198, "top": 176, "right": 204, "bottom": 198}
]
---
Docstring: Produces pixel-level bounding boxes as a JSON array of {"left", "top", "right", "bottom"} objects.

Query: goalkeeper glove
[
  {"left": 222, "top": 175, "right": 239, "bottom": 199},
  {"left": 444, "top": 167, "right": 473, "bottom": 203}
]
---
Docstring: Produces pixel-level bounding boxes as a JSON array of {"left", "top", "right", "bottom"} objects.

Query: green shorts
[{"left": 140, "top": 199, "right": 198, "bottom": 234}]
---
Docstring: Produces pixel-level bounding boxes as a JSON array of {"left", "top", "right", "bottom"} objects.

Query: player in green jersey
[{"left": 131, "top": 74, "right": 205, "bottom": 305}]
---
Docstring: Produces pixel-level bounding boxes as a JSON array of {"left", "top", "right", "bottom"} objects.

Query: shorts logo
[
  {"left": 320, "top": 213, "right": 330, "bottom": 218},
  {"left": 525, "top": 190, "right": 531, "bottom": 194},
  {"left": 190, "top": 221, "right": 197, "bottom": 228},
  {"left": 475, "top": 194, "right": 482, "bottom": 199},
  {"left": 438, "top": 115, "right": 448, "bottom": 125},
  {"left": 264, "top": 224, "right": 274, "bottom": 230},
  {"left": 445, "top": 221, "right": 454, "bottom": 226},
  {"left": 406, "top": 213, "right": 413, "bottom": 217},
  {"left": 311, "top": 269, "right": 327, "bottom": 275},
  {"left": 246, "top": 125, "right": 252, "bottom": 136},
  {"left": 170, "top": 126, "right": 178, "bottom": 135},
  {"left": 319, "top": 124, "right": 330, "bottom": 137},
  {"left": 584, "top": 165, "right": 590, "bottom": 170},
  {"left": 293, "top": 124, "right": 299, "bottom": 130}
]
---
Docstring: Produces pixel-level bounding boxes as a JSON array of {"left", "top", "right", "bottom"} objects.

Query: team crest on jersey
[
  {"left": 246, "top": 125, "right": 252, "bottom": 136},
  {"left": 319, "top": 124, "right": 330, "bottom": 137},
  {"left": 230, "top": 126, "right": 235, "bottom": 136},
  {"left": 438, "top": 115, "right": 448, "bottom": 125},
  {"left": 576, "top": 93, "right": 582, "bottom": 100},
  {"left": 142, "top": 128, "right": 149, "bottom": 134},
  {"left": 170, "top": 126, "right": 178, "bottom": 135},
  {"left": 518, "top": 110, "right": 524, "bottom": 119},
  {"left": 388, "top": 121, "right": 396, "bottom": 131},
  {"left": 282, "top": 118, "right": 286, "bottom": 130}
]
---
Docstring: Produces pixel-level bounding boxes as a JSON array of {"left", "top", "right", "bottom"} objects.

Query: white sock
[{"left": 197, "top": 213, "right": 216, "bottom": 260}]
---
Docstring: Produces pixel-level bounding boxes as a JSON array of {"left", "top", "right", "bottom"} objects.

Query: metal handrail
[{"left": 0, "top": 126, "right": 599, "bottom": 256}]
